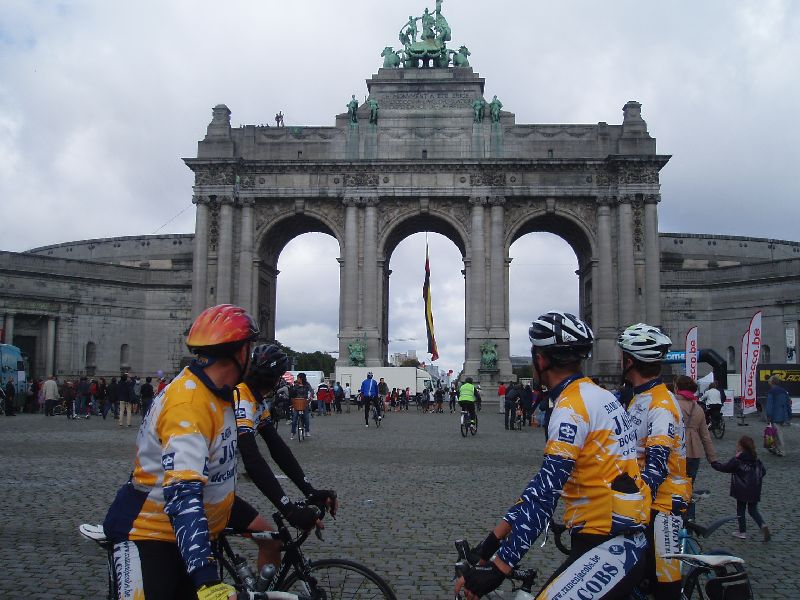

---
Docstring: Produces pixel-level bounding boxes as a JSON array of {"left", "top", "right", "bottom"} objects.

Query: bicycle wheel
[
  {"left": 470, "top": 420, "right": 478, "bottom": 436},
  {"left": 280, "top": 558, "right": 397, "bottom": 600},
  {"left": 683, "top": 562, "right": 753, "bottom": 600},
  {"left": 52, "top": 404, "right": 66, "bottom": 416},
  {"left": 460, "top": 416, "right": 468, "bottom": 437},
  {"left": 712, "top": 419, "right": 725, "bottom": 439}
]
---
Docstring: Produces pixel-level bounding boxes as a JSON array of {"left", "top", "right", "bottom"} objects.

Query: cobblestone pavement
[{"left": 0, "top": 407, "right": 797, "bottom": 599}]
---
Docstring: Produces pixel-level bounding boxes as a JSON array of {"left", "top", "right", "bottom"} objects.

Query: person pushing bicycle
[
  {"left": 455, "top": 312, "right": 650, "bottom": 600},
  {"left": 360, "top": 371, "right": 381, "bottom": 427},
  {"left": 618, "top": 323, "right": 690, "bottom": 600},
  {"left": 234, "top": 344, "right": 338, "bottom": 570}
]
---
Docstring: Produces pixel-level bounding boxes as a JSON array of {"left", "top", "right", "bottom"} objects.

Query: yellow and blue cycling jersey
[
  {"left": 234, "top": 382, "right": 272, "bottom": 434},
  {"left": 497, "top": 376, "right": 650, "bottom": 567},
  {"left": 103, "top": 363, "right": 238, "bottom": 587},
  {"left": 627, "top": 379, "right": 690, "bottom": 514}
]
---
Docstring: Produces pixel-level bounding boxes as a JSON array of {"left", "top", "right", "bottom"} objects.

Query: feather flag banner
[{"left": 422, "top": 243, "right": 439, "bottom": 362}]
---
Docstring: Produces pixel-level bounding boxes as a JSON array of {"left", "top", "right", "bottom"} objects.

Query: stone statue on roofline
[{"left": 385, "top": 0, "right": 463, "bottom": 69}]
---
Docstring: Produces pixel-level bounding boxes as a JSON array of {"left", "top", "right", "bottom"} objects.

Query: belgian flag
[{"left": 422, "top": 243, "right": 439, "bottom": 361}]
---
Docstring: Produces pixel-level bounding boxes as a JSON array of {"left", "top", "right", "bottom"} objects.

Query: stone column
[
  {"left": 644, "top": 194, "right": 662, "bottom": 325},
  {"left": 616, "top": 195, "right": 636, "bottom": 326},
  {"left": 594, "top": 198, "right": 617, "bottom": 378},
  {"left": 45, "top": 316, "right": 56, "bottom": 376},
  {"left": 362, "top": 199, "right": 381, "bottom": 366},
  {"left": 342, "top": 199, "right": 360, "bottom": 334},
  {"left": 215, "top": 196, "right": 234, "bottom": 304},
  {"left": 489, "top": 197, "right": 505, "bottom": 329},
  {"left": 251, "top": 259, "right": 261, "bottom": 325},
  {"left": 465, "top": 197, "right": 486, "bottom": 376},
  {"left": 4, "top": 313, "right": 14, "bottom": 345},
  {"left": 237, "top": 199, "right": 255, "bottom": 312},
  {"left": 191, "top": 196, "right": 209, "bottom": 316}
]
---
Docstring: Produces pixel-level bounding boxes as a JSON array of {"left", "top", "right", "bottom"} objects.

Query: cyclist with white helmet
[
  {"left": 456, "top": 311, "right": 650, "bottom": 600},
  {"left": 234, "top": 344, "right": 338, "bottom": 568},
  {"left": 618, "top": 323, "right": 690, "bottom": 600},
  {"left": 360, "top": 371, "right": 380, "bottom": 428},
  {"left": 103, "top": 304, "right": 259, "bottom": 600}
]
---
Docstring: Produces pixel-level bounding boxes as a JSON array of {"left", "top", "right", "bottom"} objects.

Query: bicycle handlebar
[{"left": 453, "top": 539, "right": 537, "bottom": 594}]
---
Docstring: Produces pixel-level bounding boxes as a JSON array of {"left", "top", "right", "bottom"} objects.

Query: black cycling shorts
[
  {"left": 227, "top": 494, "right": 259, "bottom": 532},
  {"left": 112, "top": 539, "right": 196, "bottom": 600}
]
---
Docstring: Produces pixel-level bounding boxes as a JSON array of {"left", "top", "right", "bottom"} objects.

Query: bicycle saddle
[{"left": 663, "top": 553, "right": 744, "bottom": 568}]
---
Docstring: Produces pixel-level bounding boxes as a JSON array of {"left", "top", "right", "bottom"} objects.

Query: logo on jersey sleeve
[
  {"left": 235, "top": 407, "right": 247, "bottom": 420},
  {"left": 161, "top": 452, "right": 175, "bottom": 471},
  {"left": 558, "top": 423, "right": 578, "bottom": 443},
  {"left": 667, "top": 423, "right": 675, "bottom": 437}
]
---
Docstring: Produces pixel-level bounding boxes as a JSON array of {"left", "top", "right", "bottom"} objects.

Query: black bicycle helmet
[
  {"left": 529, "top": 311, "right": 594, "bottom": 365},
  {"left": 245, "top": 344, "right": 289, "bottom": 391}
]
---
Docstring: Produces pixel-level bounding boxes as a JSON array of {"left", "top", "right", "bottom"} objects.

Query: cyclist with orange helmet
[{"left": 103, "top": 304, "right": 259, "bottom": 600}]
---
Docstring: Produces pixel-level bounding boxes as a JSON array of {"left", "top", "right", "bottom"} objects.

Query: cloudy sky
[{"left": 2, "top": 0, "right": 798, "bottom": 372}]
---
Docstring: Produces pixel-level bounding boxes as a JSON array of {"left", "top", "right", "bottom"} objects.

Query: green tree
[{"left": 400, "top": 358, "right": 421, "bottom": 367}]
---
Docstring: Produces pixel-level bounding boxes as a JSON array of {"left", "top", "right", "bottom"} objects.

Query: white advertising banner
[
  {"left": 787, "top": 327, "right": 797, "bottom": 364},
  {"left": 741, "top": 311, "right": 763, "bottom": 415},
  {"left": 685, "top": 326, "right": 698, "bottom": 380}
]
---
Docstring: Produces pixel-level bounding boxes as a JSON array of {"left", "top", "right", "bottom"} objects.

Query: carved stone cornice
[
  {"left": 192, "top": 195, "right": 209, "bottom": 206},
  {"left": 469, "top": 196, "right": 488, "bottom": 206},
  {"left": 470, "top": 173, "right": 506, "bottom": 186},
  {"left": 644, "top": 193, "right": 661, "bottom": 205},
  {"left": 617, "top": 194, "right": 635, "bottom": 205}
]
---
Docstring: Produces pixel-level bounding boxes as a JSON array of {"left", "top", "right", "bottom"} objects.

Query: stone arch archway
[
  {"left": 376, "top": 209, "right": 470, "bottom": 366},
  {"left": 253, "top": 209, "right": 343, "bottom": 342},
  {"left": 187, "top": 66, "right": 669, "bottom": 384}
]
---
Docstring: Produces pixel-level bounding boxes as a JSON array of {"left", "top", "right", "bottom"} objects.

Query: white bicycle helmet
[
  {"left": 529, "top": 311, "right": 594, "bottom": 364},
  {"left": 617, "top": 323, "right": 672, "bottom": 363}
]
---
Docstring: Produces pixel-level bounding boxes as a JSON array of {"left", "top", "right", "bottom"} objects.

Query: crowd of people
[{"left": 2, "top": 372, "right": 171, "bottom": 425}]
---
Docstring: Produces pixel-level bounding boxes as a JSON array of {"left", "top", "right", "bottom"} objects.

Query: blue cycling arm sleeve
[
  {"left": 163, "top": 480, "right": 219, "bottom": 588},
  {"left": 642, "top": 444, "right": 671, "bottom": 497},
  {"left": 496, "top": 454, "right": 575, "bottom": 567}
]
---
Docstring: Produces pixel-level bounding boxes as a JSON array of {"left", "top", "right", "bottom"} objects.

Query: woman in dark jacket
[{"left": 712, "top": 435, "right": 770, "bottom": 541}]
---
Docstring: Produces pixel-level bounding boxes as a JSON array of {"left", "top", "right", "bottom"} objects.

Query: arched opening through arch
[
  {"left": 387, "top": 232, "right": 465, "bottom": 377},
  {"left": 85, "top": 341, "right": 97, "bottom": 376},
  {"left": 508, "top": 233, "right": 580, "bottom": 377},
  {"left": 255, "top": 213, "right": 342, "bottom": 352},
  {"left": 506, "top": 212, "right": 593, "bottom": 379},
  {"left": 273, "top": 232, "right": 341, "bottom": 356}
]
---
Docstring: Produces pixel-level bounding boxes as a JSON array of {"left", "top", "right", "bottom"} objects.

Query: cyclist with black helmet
[
  {"left": 103, "top": 304, "right": 259, "bottom": 600},
  {"left": 456, "top": 311, "right": 650, "bottom": 600},
  {"left": 618, "top": 323, "right": 689, "bottom": 600},
  {"left": 234, "top": 344, "right": 338, "bottom": 569}
]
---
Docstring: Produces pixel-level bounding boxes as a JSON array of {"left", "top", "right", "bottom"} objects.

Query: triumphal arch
[{"left": 184, "top": 1, "right": 669, "bottom": 383}]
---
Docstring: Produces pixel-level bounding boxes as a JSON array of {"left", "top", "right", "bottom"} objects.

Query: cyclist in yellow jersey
[
  {"left": 457, "top": 377, "right": 478, "bottom": 425},
  {"left": 103, "top": 304, "right": 258, "bottom": 600},
  {"left": 234, "top": 344, "right": 337, "bottom": 568},
  {"left": 618, "top": 323, "right": 690, "bottom": 600},
  {"left": 456, "top": 312, "right": 650, "bottom": 600}
]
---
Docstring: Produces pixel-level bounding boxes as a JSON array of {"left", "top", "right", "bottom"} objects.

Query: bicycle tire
[
  {"left": 712, "top": 419, "right": 725, "bottom": 439},
  {"left": 52, "top": 404, "right": 67, "bottom": 416},
  {"left": 279, "top": 558, "right": 397, "bottom": 600},
  {"left": 470, "top": 421, "right": 477, "bottom": 436},
  {"left": 298, "top": 425, "right": 305, "bottom": 443},
  {"left": 460, "top": 420, "right": 468, "bottom": 437}
]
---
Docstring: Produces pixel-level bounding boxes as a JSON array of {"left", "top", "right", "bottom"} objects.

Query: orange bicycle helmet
[{"left": 186, "top": 304, "right": 260, "bottom": 356}]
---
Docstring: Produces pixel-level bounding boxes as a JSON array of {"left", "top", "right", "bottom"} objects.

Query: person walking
[
  {"left": 118, "top": 373, "right": 134, "bottom": 427},
  {"left": 449, "top": 384, "right": 457, "bottom": 413},
  {"left": 503, "top": 382, "right": 520, "bottom": 430},
  {"left": 674, "top": 375, "right": 717, "bottom": 521},
  {"left": 4, "top": 377, "right": 16, "bottom": 416},
  {"left": 140, "top": 376, "right": 155, "bottom": 416},
  {"left": 343, "top": 382, "right": 352, "bottom": 413},
  {"left": 106, "top": 377, "right": 118, "bottom": 419},
  {"left": 62, "top": 381, "right": 76, "bottom": 419},
  {"left": 76, "top": 376, "right": 90, "bottom": 419},
  {"left": 520, "top": 383, "right": 533, "bottom": 426},
  {"left": 42, "top": 375, "right": 59, "bottom": 416},
  {"left": 765, "top": 375, "right": 790, "bottom": 456},
  {"left": 712, "top": 435, "right": 770, "bottom": 541},
  {"left": 333, "top": 381, "right": 344, "bottom": 413}
]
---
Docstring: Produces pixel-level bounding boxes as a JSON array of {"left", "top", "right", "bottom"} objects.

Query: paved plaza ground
[{"left": 0, "top": 406, "right": 797, "bottom": 599}]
